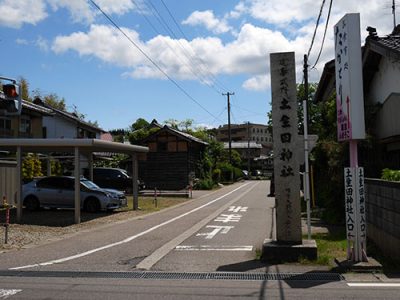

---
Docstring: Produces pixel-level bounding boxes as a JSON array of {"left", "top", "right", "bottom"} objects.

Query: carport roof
[{"left": 0, "top": 138, "right": 149, "bottom": 154}]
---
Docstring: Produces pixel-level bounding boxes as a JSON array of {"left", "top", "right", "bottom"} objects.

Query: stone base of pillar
[{"left": 261, "top": 239, "right": 317, "bottom": 262}]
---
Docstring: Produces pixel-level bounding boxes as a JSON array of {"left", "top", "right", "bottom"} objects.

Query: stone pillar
[{"left": 270, "top": 52, "right": 302, "bottom": 244}]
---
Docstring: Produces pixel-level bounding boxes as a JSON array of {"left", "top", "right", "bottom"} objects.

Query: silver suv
[{"left": 22, "top": 176, "right": 127, "bottom": 212}]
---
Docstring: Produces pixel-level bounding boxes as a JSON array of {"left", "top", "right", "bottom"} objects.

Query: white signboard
[
  {"left": 344, "top": 167, "right": 367, "bottom": 243},
  {"left": 344, "top": 167, "right": 356, "bottom": 241},
  {"left": 334, "top": 13, "right": 365, "bottom": 141},
  {"left": 356, "top": 167, "right": 366, "bottom": 242}
]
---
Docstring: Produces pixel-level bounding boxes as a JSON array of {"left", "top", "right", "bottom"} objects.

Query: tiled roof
[
  {"left": 22, "top": 100, "right": 53, "bottom": 115},
  {"left": 374, "top": 35, "right": 400, "bottom": 53}
]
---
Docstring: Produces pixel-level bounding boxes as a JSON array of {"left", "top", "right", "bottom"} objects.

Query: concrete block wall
[{"left": 365, "top": 178, "right": 400, "bottom": 257}]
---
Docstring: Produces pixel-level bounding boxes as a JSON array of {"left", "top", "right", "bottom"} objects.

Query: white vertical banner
[
  {"left": 356, "top": 167, "right": 366, "bottom": 243},
  {"left": 344, "top": 167, "right": 356, "bottom": 241},
  {"left": 334, "top": 13, "right": 366, "bottom": 141}
]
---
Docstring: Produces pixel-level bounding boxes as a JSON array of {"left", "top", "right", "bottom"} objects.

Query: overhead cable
[{"left": 88, "top": 0, "right": 221, "bottom": 122}]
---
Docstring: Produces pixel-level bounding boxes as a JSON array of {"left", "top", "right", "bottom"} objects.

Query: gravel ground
[{"left": 0, "top": 208, "right": 153, "bottom": 253}]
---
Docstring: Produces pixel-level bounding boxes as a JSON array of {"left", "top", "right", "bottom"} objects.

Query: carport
[{"left": 0, "top": 139, "right": 148, "bottom": 224}]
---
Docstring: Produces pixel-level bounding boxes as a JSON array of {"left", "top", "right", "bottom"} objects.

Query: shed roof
[{"left": 0, "top": 138, "right": 148, "bottom": 155}]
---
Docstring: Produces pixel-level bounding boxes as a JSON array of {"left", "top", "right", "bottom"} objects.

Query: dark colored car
[
  {"left": 22, "top": 176, "right": 127, "bottom": 212},
  {"left": 84, "top": 167, "right": 145, "bottom": 194}
]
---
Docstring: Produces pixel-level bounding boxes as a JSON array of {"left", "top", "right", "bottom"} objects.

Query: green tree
[
  {"left": 130, "top": 118, "right": 149, "bottom": 131},
  {"left": 18, "top": 76, "right": 31, "bottom": 101}
]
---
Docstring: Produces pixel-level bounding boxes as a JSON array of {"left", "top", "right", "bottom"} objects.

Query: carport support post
[
  {"left": 88, "top": 154, "right": 93, "bottom": 181},
  {"left": 46, "top": 155, "right": 51, "bottom": 176},
  {"left": 16, "top": 146, "right": 22, "bottom": 223},
  {"left": 74, "top": 147, "right": 81, "bottom": 224},
  {"left": 132, "top": 153, "right": 138, "bottom": 210}
]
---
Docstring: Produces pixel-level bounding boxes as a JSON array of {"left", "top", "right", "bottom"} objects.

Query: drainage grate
[{"left": 0, "top": 270, "right": 343, "bottom": 282}]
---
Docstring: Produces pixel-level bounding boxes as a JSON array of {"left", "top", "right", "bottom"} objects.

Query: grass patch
[
  {"left": 300, "top": 229, "right": 347, "bottom": 267},
  {"left": 120, "top": 196, "right": 188, "bottom": 213}
]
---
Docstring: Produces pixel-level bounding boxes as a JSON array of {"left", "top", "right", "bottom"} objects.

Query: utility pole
[
  {"left": 223, "top": 92, "right": 235, "bottom": 165},
  {"left": 303, "top": 54, "right": 311, "bottom": 240},
  {"left": 393, "top": 0, "right": 397, "bottom": 29},
  {"left": 303, "top": 54, "right": 310, "bottom": 130},
  {"left": 247, "top": 121, "right": 251, "bottom": 174}
]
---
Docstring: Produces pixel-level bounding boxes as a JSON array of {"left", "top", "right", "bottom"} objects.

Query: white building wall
[
  {"left": 43, "top": 116, "right": 77, "bottom": 139},
  {"left": 367, "top": 56, "right": 400, "bottom": 104}
]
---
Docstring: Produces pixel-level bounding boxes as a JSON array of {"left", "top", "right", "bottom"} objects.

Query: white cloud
[
  {"left": 47, "top": 0, "right": 96, "bottom": 24},
  {"left": 0, "top": 0, "right": 47, "bottom": 28},
  {"left": 15, "top": 38, "right": 29, "bottom": 45},
  {"left": 50, "top": 0, "right": 399, "bottom": 92},
  {"left": 36, "top": 36, "right": 49, "bottom": 52},
  {"left": 182, "top": 10, "right": 232, "bottom": 34},
  {"left": 243, "top": 75, "right": 270, "bottom": 91}
]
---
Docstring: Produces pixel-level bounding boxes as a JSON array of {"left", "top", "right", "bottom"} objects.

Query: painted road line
[
  {"left": 347, "top": 283, "right": 400, "bottom": 287},
  {"left": 136, "top": 182, "right": 260, "bottom": 270},
  {"left": 10, "top": 182, "right": 252, "bottom": 271},
  {"left": 0, "top": 289, "right": 22, "bottom": 299},
  {"left": 176, "top": 245, "right": 253, "bottom": 251}
]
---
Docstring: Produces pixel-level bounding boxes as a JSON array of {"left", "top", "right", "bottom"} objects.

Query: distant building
[
  {"left": 33, "top": 98, "right": 103, "bottom": 139},
  {"left": 216, "top": 123, "right": 272, "bottom": 151},
  {"left": 0, "top": 100, "right": 53, "bottom": 138},
  {"left": 138, "top": 121, "right": 208, "bottom": 190}
]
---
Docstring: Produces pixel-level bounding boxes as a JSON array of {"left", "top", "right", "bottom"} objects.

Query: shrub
[
  {"left": 194, "top": 178, "right": 214, "bottom": 190},
  {"left": 381, "top": 168, "right": 400, "bottom": 182},
  {"left": 22, "top": 154, "right": 43, "bottom": 182}
]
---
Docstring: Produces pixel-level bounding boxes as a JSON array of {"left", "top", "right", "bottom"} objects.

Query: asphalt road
[{"left": 0, "top": 180, "right": 399, "bottom": 299}]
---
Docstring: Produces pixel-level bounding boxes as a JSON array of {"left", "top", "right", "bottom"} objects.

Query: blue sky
[{"left": 0, "top": 0, "right": 396, "bottom": 131}]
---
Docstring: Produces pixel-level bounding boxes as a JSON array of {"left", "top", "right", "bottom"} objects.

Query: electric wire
[
  {"left": 307, "top": 0, "right": 326, "bottom": 58},
  {"left": 310, "top": 0, "right": 334, "bottom": 69},
  {"left": 88, "top": 0, "right": 221, "bottom": 122},
  {"left": 143, "top": 0, "right": 226, "bottom": 94},
  {"left": 158, "top": 0, "right": 231, "bottom": 93},
  {"left": 132, "top": 0, "right": 220, "bottom": 90}
]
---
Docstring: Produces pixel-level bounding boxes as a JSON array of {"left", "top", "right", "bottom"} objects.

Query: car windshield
[{"left": 81, "top": 179, "right": 100, "bottom": 190}]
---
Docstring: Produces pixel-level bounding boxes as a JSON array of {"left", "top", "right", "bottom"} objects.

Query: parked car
[
  {"left": 84, "top": 167, "right": 145, "bottom": 194},
  {"left": 22, "top": 176, "right": 127, "bottom": 212},
  {"left": 251, "top": 170, "right": 263, "bottom": 180}
]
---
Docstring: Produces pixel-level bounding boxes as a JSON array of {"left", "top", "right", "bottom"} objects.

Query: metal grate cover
[{"left": 0, "top": 270, "right": 343, "bottom": 282}]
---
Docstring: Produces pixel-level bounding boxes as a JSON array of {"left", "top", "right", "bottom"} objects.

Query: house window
[
  {"left": 0, "top": 117, "right": 11, "bottom": 130},
  {"left": 19, "top": 117, "right": 31, "bottom": 134},
  {"left": 158, "top": 141, "right": 168, "bottom": 152}
]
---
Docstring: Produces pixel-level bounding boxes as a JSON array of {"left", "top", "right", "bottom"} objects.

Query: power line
[
  {"left": 307, "top": 0, "right": 326, "bottom": 58},
  {"left": 142, "top": 0, "right": 226, "bottom": 94},
  {"left": 158, "top": 0, "right": 231, "bottom": 93},
  {"left": 132, "top": 0, "right": 221, "bottom": 92},
  {"left": 88, "top": 0, "right": 221, "bottom": 122},
  {"left": 310, "top": 0, "right": 334, "bottom": 69}
]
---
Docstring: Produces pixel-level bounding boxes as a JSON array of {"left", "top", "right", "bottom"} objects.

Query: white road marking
[
  {"left": 228, "top": 206, "right": 248, "bottom": 213},
  {"left": 176, "top": 245, "right": 253, "bottom": 251},
  {"left": 136, "top": 182, "right": 260, "bottom": 270},
  {"left": 347, "top": 283, "right": 400, "bottom": 287},
  {"left": 10, "top": 183, "right": 251, "bottom": 270},
  {"left": 214, "top": 214, "right": 242, "bottom": 223},
  {"left": 0, "top": 289, "right": 22, "bottom": 299},
  {"left": 196, "top": 225, "right": 234, "bottom": 239}
]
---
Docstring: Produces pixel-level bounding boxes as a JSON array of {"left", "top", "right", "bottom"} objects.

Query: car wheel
[
  {"left": 84, "top": 197, "right": 101, "bottom": 213},
  {"left": 24, "top": 196, "right": 40, "bottom": 211}
]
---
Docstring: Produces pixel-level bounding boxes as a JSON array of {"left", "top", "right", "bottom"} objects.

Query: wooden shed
[{"left": 139, "top": 125, "right": 208, "bottom": 190}]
